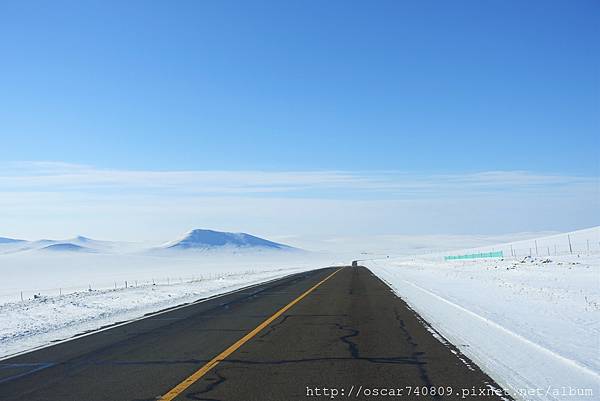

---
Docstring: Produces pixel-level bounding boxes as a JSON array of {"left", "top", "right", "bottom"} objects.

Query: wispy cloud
[{"left": 1, "top": 161, "right": 596, "bottom": 198}]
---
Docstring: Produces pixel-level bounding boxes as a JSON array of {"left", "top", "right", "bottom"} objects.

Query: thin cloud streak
[{"left": 1, "top": 162, "right": 596, "bottom": 198}]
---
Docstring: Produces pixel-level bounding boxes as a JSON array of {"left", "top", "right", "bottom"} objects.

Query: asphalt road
[{"left": 0, "top": 266, "right": 511, "bottom": 401}]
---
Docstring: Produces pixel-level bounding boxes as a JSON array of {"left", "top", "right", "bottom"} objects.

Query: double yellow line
[{"left": 159, "top": 267, "right": 344, "bottom": 401}]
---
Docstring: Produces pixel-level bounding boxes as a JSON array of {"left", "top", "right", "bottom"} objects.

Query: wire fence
[
  {"left": 442, "top": 228, "right": 599, "bottom": 261},
  {"left": 1, "top": 270, "right": 264, "bottom": 304}
]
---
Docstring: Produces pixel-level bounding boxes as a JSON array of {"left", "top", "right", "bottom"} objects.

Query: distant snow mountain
[
  {"left": 0, "top": 237, "right": 27, "bottom": 254},
  {"left": 0, "top": 235, "right": 118, "bottom": 254},
  {"left": 41, "top": 243, "right": 94, "bottom": 252},
  {"left": 31, "top": 236, "right": 109, "bottom": 252},
  {"left": 0, "top": 237, "right": 25, "bottom": 244},
  {"left": 161, "top": 229, "right": 296, "bottom": 251}
]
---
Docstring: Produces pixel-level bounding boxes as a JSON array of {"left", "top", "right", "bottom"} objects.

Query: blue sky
[{"left": 0, "top": 1, "right": 598, "bottom": 242}]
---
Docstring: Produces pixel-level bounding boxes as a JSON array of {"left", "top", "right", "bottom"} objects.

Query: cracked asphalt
[{"left": 0, "top": 266, "right": 511, "bottom": 401}]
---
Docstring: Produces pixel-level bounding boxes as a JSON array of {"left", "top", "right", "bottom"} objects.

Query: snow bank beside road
[
  {"left": 368, "top": 254, "right": 599, "bottom": 401},
  {"left": 0, "top": 267, "right": 314, "bottom": 359}
]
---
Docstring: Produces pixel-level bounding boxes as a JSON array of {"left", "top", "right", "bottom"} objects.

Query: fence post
[
  {"left": 568, "top": 235, "right": 573, "bottom": 254},
  {"left": 535, "top": 240, "right": 538, "bottom": 256}
]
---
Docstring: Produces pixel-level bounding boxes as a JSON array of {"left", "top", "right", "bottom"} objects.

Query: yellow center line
[{"left": 158, "top": 267, "right": 345, "bottom": 401}]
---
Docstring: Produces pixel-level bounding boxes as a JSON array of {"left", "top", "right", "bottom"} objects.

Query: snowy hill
[
  {"left": 162, "top": 229, "right": 296, "bottom": 251},
  {"left": 0, "top": 235, "right": 121, "bottom": 254},
  {"left": 0, "top": 237, "right": 25, "bottom": 244},
  {"left": 0, "top": 237, "right": 27, "bottom": 254},
  {"left": 41, "top": 243, "right": 95, "bottom": 252}
]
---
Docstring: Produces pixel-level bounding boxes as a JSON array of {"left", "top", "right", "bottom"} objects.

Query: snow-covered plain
[
  {"left": 368, "top": 228, "right": 599, "bottom": 401},
  {"left": 0, "top": 266, "right": 321, "bottom": 359},
  {"left": 0, "top": 248, "right": 334, "bottom": 304}
]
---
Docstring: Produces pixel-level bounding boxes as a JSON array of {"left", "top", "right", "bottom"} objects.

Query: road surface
[{"left": 0, "top": 266, "right": 511, "bottom": 401}]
